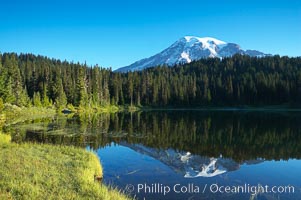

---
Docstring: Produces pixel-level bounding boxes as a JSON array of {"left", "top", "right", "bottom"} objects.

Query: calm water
[{"left": 7, "top": 111, "right": 301, "bottom": 200}]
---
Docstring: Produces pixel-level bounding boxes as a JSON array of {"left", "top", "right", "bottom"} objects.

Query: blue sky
[{"left": 0, "top": 0, "right": 300, "bottom": 70}]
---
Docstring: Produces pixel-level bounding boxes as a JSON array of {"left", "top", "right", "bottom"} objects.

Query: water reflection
[
  {"left": 8, "top": 111, "right": 301, "bottom": 162},
  {"left": 7, "top": 111, "right": 301, "bottom": 199},
  {"left": 120, "top": 142, "right": 246, "bottom": 178}
]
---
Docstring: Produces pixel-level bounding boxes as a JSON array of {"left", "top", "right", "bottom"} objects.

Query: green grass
[
  {"left": 0, "top": 133, "right": 130, "bottom": 200},
  {"left": 75, "top": 104, "right": 144, "bottom": 114},
  {"left": 76, "top": 105, "right": 121, "bottom": 114},
  {"left": 0, "top": 133, "right": 11, "bottom": 146},
  {"left": 3, "top": 104, "right": 56, "bottom": 126}
]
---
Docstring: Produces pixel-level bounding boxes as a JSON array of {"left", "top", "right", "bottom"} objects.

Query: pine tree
[
  {"left": 4, "top": 77, "right": 16, "bottom": 104},
  {"left": 55, "top": 78, "right": 67, "bottom": 108},
  {"left": 225, "top": 75, "right": 234, "bottom": 102},
  {"left": 33, "top": 92, "right": 42, "bottom": 107},
  {"left": 42, "top": 83, "right": 51, "bottom": 107},
  {"left": 3, "top": 54, "right": 25, "bottom": 106},
  {"left": 127, "top": 73, "right": 133, "bottom": 106},
  {"left": 19, "top": 87, "right": 31, "bottom": 107},
  {"left": 91, "top": 67, "right": 101, "bottom": 106},
  {"left": 103, "top": 77, "right": 110, "bottom": 106},
  {"left": 76, "top": 67, "right": 88, "bottom": 107},
  {"left": 0, "top": 54, "right": 7, "bottom": 100}
]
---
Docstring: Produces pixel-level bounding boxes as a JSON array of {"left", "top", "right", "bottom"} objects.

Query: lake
[{"left": 7, "top": 110, "right": 301, "bottom": 200}]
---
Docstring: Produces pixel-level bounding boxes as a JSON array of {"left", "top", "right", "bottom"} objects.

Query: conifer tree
[
  {"left": 76, "top": 67, "right": 88, "bottom": 107},
  {"left": 42, "top": 83, "right": 51, "bottom": 107},
  {"left": 3, "top": 54, "right": 25, "bottom": 106},
  {"left": 55, "top": 78, "right": 67, "bottom": 108},
  {"left": 33, "top": 92, "right": 42, "bottom": 107}
]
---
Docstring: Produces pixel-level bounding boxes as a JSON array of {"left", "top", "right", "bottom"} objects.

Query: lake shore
[
  {"left": 1, "top": 105, "right": 301, "bottom": 199},
  {"left": 0, "top": 133, "right": 130, "bottom": 200}
]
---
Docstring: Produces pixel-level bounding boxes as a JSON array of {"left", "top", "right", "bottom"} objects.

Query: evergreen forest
[{"left": 0, "top": 53, "right": 301, "bottom": 108}]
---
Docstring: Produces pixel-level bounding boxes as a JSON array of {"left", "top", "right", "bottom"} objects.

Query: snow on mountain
[{"left": 116, "top": 36, "right": 269, "bottom": 72}]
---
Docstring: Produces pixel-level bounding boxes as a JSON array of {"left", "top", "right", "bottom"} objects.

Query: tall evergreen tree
[
  {"left": 3, "top": 54, "right": 25, "bottom": 106},
  {"left": 54, "top": 78, "right": 67, "bottom": 108},
  {"left": 76, "top": 67, "right": 88, "bottom": 107},
  {"left": 33, "top": 92, "right": 42, "bottom": 107}
]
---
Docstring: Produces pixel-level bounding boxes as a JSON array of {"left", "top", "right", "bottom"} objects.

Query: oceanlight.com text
[{"left": 124, "top": 183, "right": 295, "bottom": 196}]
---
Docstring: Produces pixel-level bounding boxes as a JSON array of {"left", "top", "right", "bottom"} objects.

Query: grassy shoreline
[
  {"left": 0, "top": 133, "right": 130, "bottom": 200},
  {"left": 3, "top": 104, "right": 56, "bottom": 126},
  {"left": 67, "top": 105, "right": 301, "bottom": 115}
]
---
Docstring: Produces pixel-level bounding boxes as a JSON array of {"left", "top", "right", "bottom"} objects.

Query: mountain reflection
[
  {"left": 119, "top": 142, "right": 253, "bottom": 178},
  {"left": 8, "top": 111, "right": 301, "bottom": 162}
]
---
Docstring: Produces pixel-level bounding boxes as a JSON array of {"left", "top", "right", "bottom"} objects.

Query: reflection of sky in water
[
  {"left": 96, "top": 143, "right": 301, "bottom": 200},
  {"left": 236, "top": 160, "right": 301, "bottom": 186},
  {"left": 96, "top": 144, "right": 175, "bottom": 185}
]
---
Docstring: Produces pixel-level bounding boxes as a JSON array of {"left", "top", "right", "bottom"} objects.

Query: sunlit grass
[
  {"left": 0, "top": 133, "right": 130, "bottom": 200},
  {"left": 77, "top": 105, "right": 121, "bottom": 113},
  {"left": 76, "top": 104, "right": 143, "bottom": 114},
  {"left": 3, "top": 104, "right": 56, "bottom": 125},
  {"left": 0, "top": 133, "right": 11, "bottom": 145}
]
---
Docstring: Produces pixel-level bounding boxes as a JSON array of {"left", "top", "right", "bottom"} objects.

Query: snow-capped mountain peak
[
  {"left": 116, "top": 36, "right": 269, "bottom": 72},
  {"left": 183, "top": 36, "right": 227, "bottom": 46},
  {"left": 176, "top": 36, "right": 228, "bottom": 59}
]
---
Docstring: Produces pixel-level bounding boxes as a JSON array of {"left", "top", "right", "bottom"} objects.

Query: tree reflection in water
[{"left": 7, "top": 111, "right": 301, "bottom": 162}]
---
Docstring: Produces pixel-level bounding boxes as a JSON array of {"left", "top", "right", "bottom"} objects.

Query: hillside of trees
[{"left": 0, "top": 53, "right": 301, "bottom": 108}]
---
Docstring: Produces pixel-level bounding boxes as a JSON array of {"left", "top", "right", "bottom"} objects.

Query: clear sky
[{"left": 0, "top": 0, "right": 300, "bottom": 70}]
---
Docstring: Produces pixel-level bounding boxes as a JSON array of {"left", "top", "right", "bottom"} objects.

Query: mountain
[{"left": 116, "top": 36, "right": 270, "bottom": 72}]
